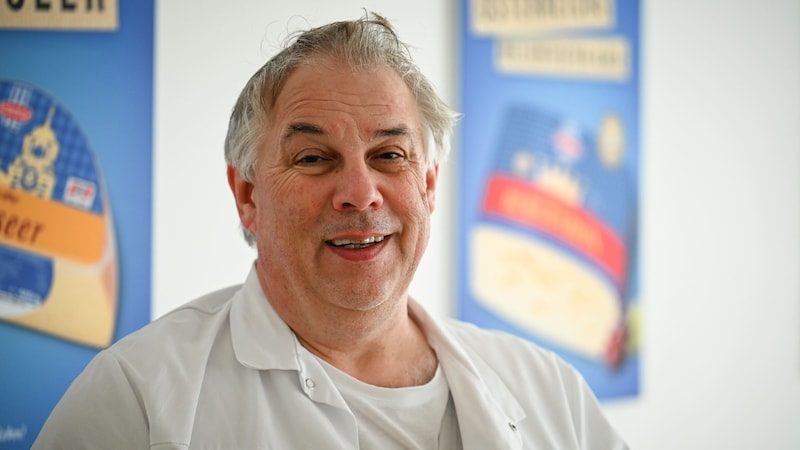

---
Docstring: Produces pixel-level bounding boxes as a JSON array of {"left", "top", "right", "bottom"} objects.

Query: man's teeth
[{"left": 330, "top": 236, "right": 385, "bottom": 248}]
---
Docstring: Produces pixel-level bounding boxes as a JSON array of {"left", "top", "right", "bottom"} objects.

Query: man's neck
[
  {"left": 257, "top": 264, "right": 439, "bottom": 387},
  {"left": 293, "top": 310, "right": 438, "bottom": 387}
]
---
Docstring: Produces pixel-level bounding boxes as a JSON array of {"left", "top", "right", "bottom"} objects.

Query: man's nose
[{"left": 332, "top": 160, "right": 383, "bottom": 211}]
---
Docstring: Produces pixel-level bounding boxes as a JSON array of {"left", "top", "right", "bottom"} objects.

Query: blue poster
[
  {"left": 0, "top": 2, "right": 153, "bottom": 447},
  {"left": 458, "top": 0, "right": 640, "bottom": 399}
]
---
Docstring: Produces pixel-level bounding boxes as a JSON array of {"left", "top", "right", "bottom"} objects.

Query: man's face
[{"left": 231, "top": 61, "right": 437, "bottom": 315}]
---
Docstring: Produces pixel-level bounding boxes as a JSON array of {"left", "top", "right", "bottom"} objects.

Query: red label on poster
[{"left": 482, "top": 174, "right": 626, "bottom": 286}]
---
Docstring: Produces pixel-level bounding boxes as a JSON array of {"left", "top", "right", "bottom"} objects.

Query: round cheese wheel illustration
[{"left": 0, "top": 79, "right": 117, "bottom": 348}]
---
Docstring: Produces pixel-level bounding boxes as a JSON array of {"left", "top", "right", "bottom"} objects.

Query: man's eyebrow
[
  {"left": 284, "top": 122, "right": 324, "bottom": 140},
  {"left": 375, "top": 125, "right": 412, "bottom": 138}
]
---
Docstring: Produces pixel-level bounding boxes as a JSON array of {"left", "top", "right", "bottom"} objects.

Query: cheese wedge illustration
[
  {"left": 471, "top": 225, "right": 620, "bottom": 358},
  {"left": 0, "top": 79, "right": 117, "bottom": 348}
]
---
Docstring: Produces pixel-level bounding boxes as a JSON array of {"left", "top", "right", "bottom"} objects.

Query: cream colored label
[
  {"left": 471, "top": 225, "right": 620, "bottom": 358},
  {"left": 472, "top": 0, "right": 614, "bottom": 35},
  {"left": 0, "top": 0, "right": 118, "bottom": 30},
  {"left": 498, "top": 38, "right": 629, "bottom": 80}
]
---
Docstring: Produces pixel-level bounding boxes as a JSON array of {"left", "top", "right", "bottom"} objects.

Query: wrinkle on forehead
[{"left": 272, "top": 59, "right": 408, "bottom": 111}]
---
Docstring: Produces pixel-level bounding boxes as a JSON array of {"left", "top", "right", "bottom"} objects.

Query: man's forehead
[
  {"left": 269, "top": 63, "right": 422, "bottom": 137},
  {"left": 273, "top": 61, "right": 414, "bottom": 108}
]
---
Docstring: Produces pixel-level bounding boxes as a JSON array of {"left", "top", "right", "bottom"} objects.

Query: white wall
[{"left": 154, "top": 1, "right": 800, "bottom": 449}]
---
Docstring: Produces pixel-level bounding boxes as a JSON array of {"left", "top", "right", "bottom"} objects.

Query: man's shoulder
[
  {"left": 440, "top": 317, "right": 545, "bottom": 352},
  {"left": 108, "top": 284, "right": 243, "bottom": 361},
  {"left": 159, "top": 284, "right": 243, "bottom": 320},
  {"left": 439, "top": 317, "right": 575, "bottom": 379}
]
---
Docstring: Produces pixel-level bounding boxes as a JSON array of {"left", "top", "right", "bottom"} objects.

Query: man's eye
[
  {"left": 377, "top": 151, "right": 403, "bottom": 160},
  {"left": 296, "top": 154, "right": 327, "bottom": 165}
]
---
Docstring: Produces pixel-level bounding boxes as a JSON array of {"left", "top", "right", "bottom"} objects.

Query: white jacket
[{"left": 34, "top": 267, "right": 627, "bottom": 449}]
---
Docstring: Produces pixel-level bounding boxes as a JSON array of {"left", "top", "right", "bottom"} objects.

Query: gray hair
[{"left": 224, "top": 12, "right": 459, "bottom": 246}]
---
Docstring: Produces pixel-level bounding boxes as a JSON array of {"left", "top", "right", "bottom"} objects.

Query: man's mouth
[{"left": 327, "top": 235, "right": 386, "bottom": 249}]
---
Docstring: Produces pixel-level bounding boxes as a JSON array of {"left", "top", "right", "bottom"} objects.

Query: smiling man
[
  {"left": 34, "top": 13, "right": 627, "bottom": 449},
  {"left": 230, "top": 59, "right": 439, "bottom": 390}
]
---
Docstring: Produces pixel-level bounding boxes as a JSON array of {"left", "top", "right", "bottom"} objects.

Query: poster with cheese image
[
  {"left": 0, "top": 2, "right": 153, "bottom": 448},
  {"left": 459, "top": 0, "right": 640, "bottom": 399}
]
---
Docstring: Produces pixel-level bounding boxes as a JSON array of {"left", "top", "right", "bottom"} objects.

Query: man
[{"left": 34, "top": 13, "right": 627, "bottom": 449}]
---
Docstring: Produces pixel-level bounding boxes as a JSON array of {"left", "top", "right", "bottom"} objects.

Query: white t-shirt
[{"left": 311, "top": 352, "right": 463, "bottom": 449}]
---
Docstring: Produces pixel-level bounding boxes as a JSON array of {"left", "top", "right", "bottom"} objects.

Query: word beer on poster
[
  {"left": 0, "top": 2, "right": 153, "bottom": 448},
  {"left": 458, "top": 0, "right": 641, "bottom": 399}
]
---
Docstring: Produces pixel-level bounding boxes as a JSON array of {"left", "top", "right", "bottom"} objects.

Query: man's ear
[
  {"left": 227, "top": 166, "right": 256, "bottom": 235},
  {"left": 426, "top": 164, "right": 439, "bottom": 214}
]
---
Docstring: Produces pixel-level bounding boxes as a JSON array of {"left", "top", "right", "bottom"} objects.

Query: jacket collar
[
  {"left": 230, "top": 265, "right": 299, "bottom": 371},
  {"left": 409, "top": 300, "right": 526, "bottom": 449}
]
